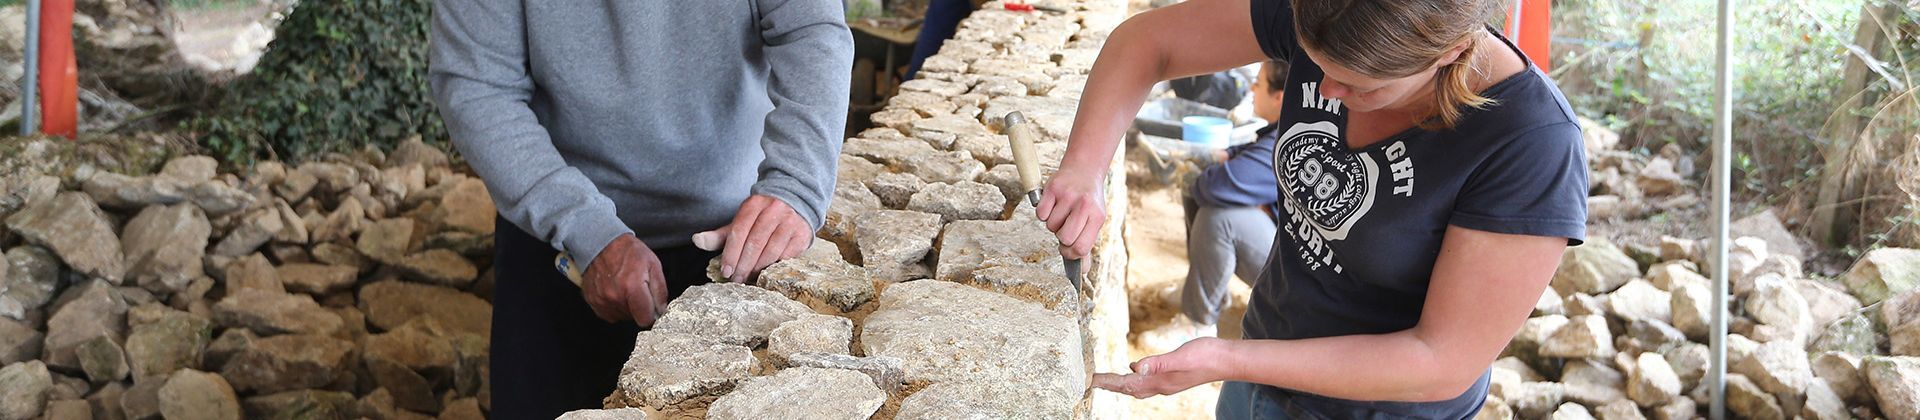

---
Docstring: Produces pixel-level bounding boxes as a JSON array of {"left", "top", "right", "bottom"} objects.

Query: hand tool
[{"left": 1003, "top": 111, "right": 1087, "bottom": 314}]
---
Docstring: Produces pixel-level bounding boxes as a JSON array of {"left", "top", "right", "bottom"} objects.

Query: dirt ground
[{"left": 1119, "top": 180, "right": 1254, "bottom": 418}]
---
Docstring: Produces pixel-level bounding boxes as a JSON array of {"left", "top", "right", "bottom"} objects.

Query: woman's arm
[
  {"left": 1038, "top": 0, "right": 1269, "bottom": 258},
  {"left": 1096, "top": 225, "right": 1566, "bottom": 402}
]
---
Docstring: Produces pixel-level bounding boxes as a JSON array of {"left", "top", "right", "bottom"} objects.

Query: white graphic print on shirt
[{"left": 1274, "top": 82, "right": 1418, "bottom": 274}]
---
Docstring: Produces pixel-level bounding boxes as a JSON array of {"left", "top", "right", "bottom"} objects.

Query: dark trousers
[{"left": 488, "top": 219, "right": 717, "bottom": 419}]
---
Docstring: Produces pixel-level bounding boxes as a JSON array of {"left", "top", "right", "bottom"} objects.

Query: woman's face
[
  {"left": 1301, "top": 46, "right": 1459, "bottom": 114},
  {"left": 1250, "top": 63, "right": 1285, "bottom": 122}
]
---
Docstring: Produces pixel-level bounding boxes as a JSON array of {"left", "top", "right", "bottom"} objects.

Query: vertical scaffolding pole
[
  {"left": 1709, "top": 0, "right": 1735, "bottom": 418},
  {"left": 21, "top": 0, "right": 39, "bottom": 136}
]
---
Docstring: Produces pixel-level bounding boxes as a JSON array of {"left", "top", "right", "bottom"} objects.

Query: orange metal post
[
  {"left": 1510, "top": 0, "right": 1553, "bottom": 73},
  {"left": 37, "top": 0, "right": 76, "bottom": 139}
]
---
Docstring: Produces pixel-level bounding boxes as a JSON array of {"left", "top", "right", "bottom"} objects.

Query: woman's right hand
[{"left": 1038, "top": 165, "right": 1107, "bottom": 259}]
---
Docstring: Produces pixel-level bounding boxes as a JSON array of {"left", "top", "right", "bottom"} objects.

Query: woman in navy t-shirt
[{"left": 1035, "top": 0, "right": 1589, "bottom": 418}]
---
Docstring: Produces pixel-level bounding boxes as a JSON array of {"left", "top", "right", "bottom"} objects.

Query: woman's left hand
[{"left": 1093, "top": 337, "right": 1231, "bottom": 398}]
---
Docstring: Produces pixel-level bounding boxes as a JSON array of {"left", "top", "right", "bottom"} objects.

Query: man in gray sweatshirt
[{"left": 429, "top": 1, "right": 851, "bottom": 417}]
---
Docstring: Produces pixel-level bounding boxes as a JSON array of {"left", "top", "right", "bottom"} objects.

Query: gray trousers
[{"left": 1180, "top": 195, "right": 1277, "bottom": 326}]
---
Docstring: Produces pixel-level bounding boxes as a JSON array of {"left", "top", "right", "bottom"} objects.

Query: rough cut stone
[
  {"left": 1732, "top": 340, "right": 1812, "bottom": 397},
  {"left": 865, "top": 172, "right": 925, "bottom": 209},
  {"left": 0, "top": 318, "right": 40, "bottom": 365},
  {"left": 1839, "top": 247, "right": 1919, "bottom": 305},
  {"left": 1646, "top": 261, "right": 1706, "bottom": 291},
  {"left": 1594, "top": 400, "right": 1643, "bottom": 420},
  {"left": 1607, "top": 280, "right": 1671, "bottom": 324},
  {"left": 42, "top": 281, "right": 127, "bottom": 371},
  {"left": 125, "top": 308, "right": 213, "bottom": 381},
  {"left": 391, "top": 250, "right": 478, "bottom": 288},
  {"left": 821, "top": 179, "right": 883, "bottom": 245},
  {"left": 219, "top": 253, "right": 283, "bottom": 293},
  {"left": 1628, "top": 352, "right": 1681, "bottom": 407},
  {"left": 965, "top": 264, "right": 1077, "bottom": 317},
  {"left": 1726, "top": 374, "right": 1785, "bottom": 420},
  {"left": 1745, "top": 276, "right": 1810, "bottom": 333},
  {"left": 435, "top": 178, "right": 496, "bottom": 235},
  {"left": 1670, "top": 282, "right": 1712, "bottom": 341},
  {"left": 386, "top": 138, "right": 451, "bottom": 169},
  {"left": 707, "top": 367, "right": 885, "bottom": 420},
  {"left": 243, "top": 390, "right": 359, "bottom": 420},
  {"left": 861, "top": 281, "right": 1083, "bottom": 410},
  {"left": 1560, "top": 359, "right": 1627, "bottom": 407},
  {"left": 210, "top": 208, "right": 285, "bottom": 257},
  {"left": 783, "top": 352, "right": 906, "bottom": 393},
  {"left": 158, "top": 369, "right": 240, "bottom": 420},
  {"left": 934, "top": 218, "right": 1060, "bottom": 283},
  {"left": 4, "top": 192, "right": 125, "bottom": 282},
  {"left": 1, "top": 246, "right": 61, "bottom": 320},
  {"left": 120, "top": 204, "right": 210, "bottom": 293},
  {"left": 767, "top": 314, "right": 853, "bottom": 364},
  {"left": 1801, "top": 379, "right": 1849, "bottom": 420},
  {"left": 1864, "top": 356, "right": 1920, "bottom": 420},
  {"left": 218, "top": 334, "right": 354, "bottom": 394},
  {"left": 1551, "top": 240, "right": 1640, "bottom": 296},
  {"left": 843, "top": 137, "right": 938, "bottom": 169},
  {"left": 75, "top": 336, "right": 128, "bottom": 383},
  {"left": 1731, "top": 209, "right": 1808, "bottom": 261},
  {"left": 652, "top": 283, "right": 813, "bottom": 348},
  {"left": 276, "top": 263, "right": 359, "bottom": 296},
  {"left": 613, "top": 331, "right": 754, "bottom": 409},
  {"left": 358, "top": 281, "right": 492, "bottom": 339},
  {"left": 356, "top": 218, "right": 417, "bottom": 264},
  {"left": 212, "top": 289, "right": 343, "bottom": 336},
  {"left": 907, "top": 181, "right": 1004, "bottom": 223},
  {"left": 1539, "top": 315, "right": 1616, "bottom": 359},
  {"left": 557, "top": 408, "right": 649, "bottom": 420},
  {"left": 758, "top": 254, "right": 875, "bottom": 313},
  {"left": 1813, "top": 352, "right": 1869, "bottom": 405},
  {"left": 0, "top": 360, "right": 51, "bottom": 420},
  {"left": 853, "top": 210, "right": 942, "bottom": 282},
  {"left": 903, "top": 151, "right": 987, "bottom": 185},
  {"left": 894, "top": 379, "right": 1075, "bottom": 420},
  {"left": 1550, "top": 403, "right": 1595, "bottom": 420},
  {"left": 1505, "top": 382, "right": 1566, "bottom": 419}
]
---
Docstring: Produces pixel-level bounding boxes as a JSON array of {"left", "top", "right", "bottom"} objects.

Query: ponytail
[{"left": 1423, "top": 39, "right": 1496, "bottom": 131}]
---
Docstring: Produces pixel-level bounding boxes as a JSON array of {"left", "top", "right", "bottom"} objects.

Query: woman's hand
[
  {"left": 1093, "top": 337, "right": 1232, "bottom": 398},
  {"left": 1037, "top": 167, "right": 1107, "bottom": 259}
]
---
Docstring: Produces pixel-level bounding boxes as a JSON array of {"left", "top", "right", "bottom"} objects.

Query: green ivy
[{"left": 186, "top": 0, "right": 442, "bottom": 165}]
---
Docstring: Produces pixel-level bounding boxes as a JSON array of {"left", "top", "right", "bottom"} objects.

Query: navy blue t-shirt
[{"left": 1242, "top": 1, "right": 1589, "bottom": 418}]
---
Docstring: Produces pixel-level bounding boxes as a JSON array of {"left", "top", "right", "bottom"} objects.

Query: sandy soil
[{"left": 1119, "top": 182, "right": 1254, "bottom": 418}]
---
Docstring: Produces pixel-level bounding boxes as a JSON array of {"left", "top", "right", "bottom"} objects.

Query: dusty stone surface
[
  {"left": 707, "top": 367, "right": 885, "bottom": 420},
  {"left": 1628, "top": 352, "right": 1682, "bottom": 407},
  {"left": 1865, "top": 356, "right": 1920, "bottom": 420},
  {"left": 757, "top": 254, "right": 875, "bottom": 313},
  {"left": 0, "top": 360, "right": 51, "bottom": 420},
  {"left": 124, "top": 308, "right": 213, "bottom": 381},
  {"left": 42, "top": 281, "right": 127, "bottom": 371},
  {"left": 120, "top": 203, "right": 210, "bottom": 293},
  {"left": 1727, "top": 374, "right": 1786, "bottom": 420},
  {"left": 1539, "top": 315, "right": 1616, "bottom": 359},
  {"left": 1670, "top": 282, "right": 1712, "bottom": 341},
  {"left": 934, "top": 218, "right": 1060, "bottom": 283},
  {"left": 894, "top": 378, "right": 1075, "bottom": 420},
  {"left": 558, "top": 408, "right": 649, "bottom": 420},
  {"left": 1840, "top": 248, "right": 1919, "bottom": 305},
  {"left": 0, "top": 246, "right": 59, "bottom": 320},
  {"left": 614, "top": 331, "right": 755, "bottom": 409},
  {"left": 276, "top": 263, "right": 359, "bottom": 296},
  {"left": 391, "top": 249, "right": 478, "bottom": 288},
  {"left": 1560, "top": 360, "right": 1627, "bottom": 407},
  {"left": 210, "top": 208, "right": 284, "bottom": 257},
  {"left": 865, "top": 172, "right": 926, "bottom": 210},
  {"left": 158, "top": 369, "right": 240, "bottom": 420},
  {"left": 862, "top": 281, "right": 1083, "bottom": 410},
  {"left": 75, "top": 336, "right": 127, "bottom": 383},
  {"left": 4, "top": 192, "right": 125, "bottom": 282},
  {"left": 1551, "top": 240, "right": 1640, "bottom": 296},
  {"left": 767, "top": 314, "right": 853, "bottom": 364},
  {"left": 653, "top": 283, "right": 813, "bottom": 348},
  {"left": 821, "top": 179, "right": 883, "bottom": 245},
  {"left": 357, "top": 218, "right": 417, "bottom": 264},
  {"left": 0, "top": 318, "right": 40, "bottom": 366},
  {"left": 242, "top": 390, "right": 360, "bottom": 420},
  {"left": 782, "top": 352, "right": 906, "bottom": 393},
  {"left": 1734, "top": 340, "right": 1812, "bottom": 396},
  {"left": 357, "top": 281, "right": 492, "bottom": 339},
  {"left": 853, "top": 210, "right": 943, "bottom": 282},
  {"left": 1607, "top": 280, "right": 1671, "bottom": 324},
  {"left": 903, "top": 150, "right": 987, "bottom": 185},
  {"left": 218, "top": 334, "right": 354, "bottom": 394},
  {"left": 907, "top": 181, "right": 1004, "bottom": 223},
  {"left": 212, "top": 289, "right": 343, "bottom": 336}
]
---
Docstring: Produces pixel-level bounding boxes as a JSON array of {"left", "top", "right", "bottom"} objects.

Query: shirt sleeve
[
  {"left": 429, "top": 0, "right": 633, "bottom": 268},
  {"left": 1248, "top": 0, "right": 1295, "bottom": 61},
  {"left": 749, "top": 0, "right": 855, "bottom": 233},
  {"left": 1192, "top": 135, "right": 1282, "bottom": 208},
  {"left": 1449, "top": 122, "right": 1590, "bottom": 245}
]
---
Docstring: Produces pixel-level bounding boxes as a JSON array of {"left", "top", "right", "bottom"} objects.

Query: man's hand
[
  {"left": 1093, "top": 337, "right": 1230, "bottom": 399},
  {"left": 708, "top": 195, "right": 811, "bottom": 283},
  {"left": 581, "top": 234, "right": 669, "bottom": 326}
]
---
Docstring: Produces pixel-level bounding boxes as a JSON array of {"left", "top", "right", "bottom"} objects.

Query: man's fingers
[
  {"left": 692, "top": 228, "right": 728, "bottom": 252},
  {"left": 751, "top": 218, "right": 803, "bottom": 278},
  {"left": 626, "top": 272, "right": 657, "bottom": 327},
  {"left": 646, "top": 256, "right": 669, "bottom": 319},
  {"left": 733, "top": 203, "right": 783, "bottom": 282},
  {"left": 721, "top": 198, "right": 769, "bottom": 280}
]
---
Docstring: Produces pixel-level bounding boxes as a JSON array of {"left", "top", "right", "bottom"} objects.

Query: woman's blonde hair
[{"left": 1291, "top": 0, "right": 1503, "bottom": 130}]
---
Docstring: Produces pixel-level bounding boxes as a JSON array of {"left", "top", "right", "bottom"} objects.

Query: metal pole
[
  {"left": 21, "top": 0, "right": 39, "bottom": 136},
  {"left": 1507, "top": 0, "right": 1524, "bottom": 39},
  {"left": 1709, "top": 0, "right": 1735, "bottom": 418}
]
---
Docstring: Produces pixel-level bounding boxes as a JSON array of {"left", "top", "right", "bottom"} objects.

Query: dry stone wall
[
  {"left": 592, "top": 2, "right": 1131, "bottom": 419},
  {"left": 0, "top": 137, "right": 499, "bottom": 420}
]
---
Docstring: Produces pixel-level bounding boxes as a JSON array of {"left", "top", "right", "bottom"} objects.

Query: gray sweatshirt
[{"left": 430, "top": 0, "right": 852, "bottom": 267}]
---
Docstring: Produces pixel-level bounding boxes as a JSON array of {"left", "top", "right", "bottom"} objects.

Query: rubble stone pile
[{"left": 0, "top": 138, "right": 498, "bottom": 420}]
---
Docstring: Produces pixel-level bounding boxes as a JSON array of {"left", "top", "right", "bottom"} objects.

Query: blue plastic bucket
[{"left": 1181, "top": 116, "right": 1232, "bottom": 148}]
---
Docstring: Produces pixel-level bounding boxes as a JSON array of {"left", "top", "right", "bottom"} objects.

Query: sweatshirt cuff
[
  {"left": 560, "top": 205, "right": 633, "bottom": 273},
  {"left": 752, "top": 180, "right": 825, "bottom": 234}
]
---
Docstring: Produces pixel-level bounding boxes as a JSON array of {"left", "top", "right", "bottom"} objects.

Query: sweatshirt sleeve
[
  {"left": 429, "top": 0, "right": 631, "bottom": 268},
  {"left": 749, "top": 0, "right": 855, "bottom": 232},
  {"left": 1192, "top": 136, "right": 1282, "bottom": 208}
]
